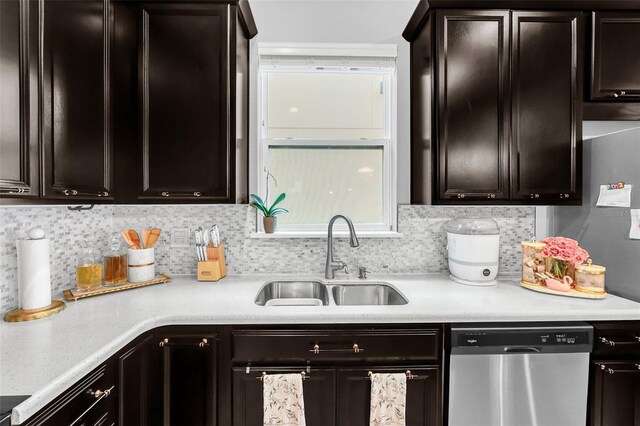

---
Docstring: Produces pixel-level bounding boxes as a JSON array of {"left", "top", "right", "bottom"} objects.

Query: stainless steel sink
[
  {"left": 255, "top": 280, "right": 330, "bottom": 306},
  {"left": 331, "top": 283, "right": 408, "bottom": 306}
]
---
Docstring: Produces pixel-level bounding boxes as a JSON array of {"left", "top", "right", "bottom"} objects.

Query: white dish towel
[
  {"left": 369, "top": 373, "right": 407, "bottom": 426},
  {"left": 263, "top": 373, "right": 306, "bottom": 426}
]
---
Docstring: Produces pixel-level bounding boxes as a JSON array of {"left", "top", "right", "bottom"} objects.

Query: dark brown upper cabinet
[
  {"left": 41, "top": 0, "right": 113, "bottom": 201},
  {"left": 436, "top": 10, "right": 510, "bottom": 201},
  {"left": 591, "top": 11, "right": 640, "bottom": 100},
  {"left": 0, "top": 0, "right": 39, "bottom": 199},
  {"left": 409, "top": 8, "right": 582, "bottom": 205},
  {"left": 113, "top": 2, "right": 253, "bottom": 204},
  {"left": 511, "top": 11, "right": 583, "bottom": 202}
]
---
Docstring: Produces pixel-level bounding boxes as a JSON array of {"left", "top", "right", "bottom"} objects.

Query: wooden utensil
[
  {"left": 121, "top": 230, "right": 138, "bottom": 250},
  {"left": 141, "top": 228, "right": 151, "bottom": 249},
  {"left": 127, "top": 229, "right": 141, "bottom": 250},
  {"left": 145, "top": 228, "right": 161, "bottom": 248}
]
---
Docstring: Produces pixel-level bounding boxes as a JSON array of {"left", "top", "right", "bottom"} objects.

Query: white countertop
[{"left": 3, "top": 273, "right": 640, "bottom": 424}]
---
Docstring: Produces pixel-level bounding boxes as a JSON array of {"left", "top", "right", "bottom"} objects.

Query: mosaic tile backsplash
[{"left": 0, "top": 204, "right": 535, "bottom": 313}]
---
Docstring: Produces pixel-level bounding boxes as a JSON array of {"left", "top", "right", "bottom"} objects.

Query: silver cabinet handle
[
  {"left": 159, "top": 338, "right": 169, "bottom": 347},
  {"left": 199, "top": 338, "right": 208, "bottom": 348},
  {"left": 597, "top": 363, "right": 640, "bottom": 374},
  {"left": 160, "top": 191, "right": 201, "bottom": 197},
  {"left": 59, "top": 189, "right": 109, "bottom": 197},
  {"left": 560, "top": 193, "right": 570, "bottom": 199},
  {"left": 530, "top": 193, "right": 540, "bottom": 199},
  {"left": 309, "top": 343, "right": 364, "bottom": 354},
  {"left": 90, "top": 385, "right": 114, "bottom": 399},
  {"left": 599, "top": 336, "right": 640, "bottom": 347},
  {"left": 70, "top": 385, "right": 115, "bottom": 426},
  {"left": 611, "top": 91, "right": 640, "bottom": 98},
  {"left": 0, "top": 187, "right": 29, "bottom": 194}
]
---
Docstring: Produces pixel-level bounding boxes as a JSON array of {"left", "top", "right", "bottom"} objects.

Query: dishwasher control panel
[{"left": 450, "top": 324, "right": 594, "bottom": 354}]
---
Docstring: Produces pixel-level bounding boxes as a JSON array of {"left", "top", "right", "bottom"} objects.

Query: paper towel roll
[{"left": 17, "top": 239, "right": 52, "bottom": 310}]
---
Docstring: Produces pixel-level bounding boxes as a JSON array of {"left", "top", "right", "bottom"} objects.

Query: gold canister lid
[
  {"left": 521, "top": 241, "right": 546, "bottom": 248},
  {"left": 576, "top": 259, "right": 606, "bottom": 275}
]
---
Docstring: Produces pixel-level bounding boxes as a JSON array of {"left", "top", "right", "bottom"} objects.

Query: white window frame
[{"left": 256, "top": 43, "right": 398, "bottom": 235}]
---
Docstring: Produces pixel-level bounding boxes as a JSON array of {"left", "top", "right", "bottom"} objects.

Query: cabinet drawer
[
  {"left": 232, "top": 329, "right": 440, "bottom": 363},
  {"left": 23, "top": 363, "right": 115, "bottom": 426},
  {"left": 593, "top": 322, "right": 640, "bottom": 357}
]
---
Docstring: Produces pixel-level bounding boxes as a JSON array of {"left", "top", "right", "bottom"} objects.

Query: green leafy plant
[{"left": 250, "top": 193, "right": 289, "bottom": 217}]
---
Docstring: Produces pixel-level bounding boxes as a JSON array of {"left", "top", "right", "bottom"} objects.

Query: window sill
[{"left": 249, "top": 231, "right": 403, "bottom": 239}]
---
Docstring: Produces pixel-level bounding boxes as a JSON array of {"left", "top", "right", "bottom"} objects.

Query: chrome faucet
[{"left": 325, "top": 214, "right": 359, "bottom": 279}]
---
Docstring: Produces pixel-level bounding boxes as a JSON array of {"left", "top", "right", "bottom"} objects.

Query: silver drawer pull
[
  {"left": 60, "top": 189, "right": 109, "bottom": 197},
  {"left": 309, "top": 343, "right": 364, "bottom": 354},
  {"left": 367, "top": 370, "right": 418, "bottom": 380},
  {"left": 598, "top": 363, "right": 640, "bottom": 375},
  {"left": 90, "top": 385, "right": 114, "bottom": 399},
  {"left": 199, "top": 338, "right": 208, "bottom": 348},
  {"left": 258, "top": 371, "right": 310, "bottom": 381},
  {"left": 599, "top": 336, "right": 640, "bottom": 347},
  {"left": 530, "top": 193, "right": 540, "bottom": 199},
  {"left": 160, "top": 191, "right": 202, "bottom": 197},
  {"left": 0, "top": 187, "right": 29, "bottom": 194},
  {"left": 70, "top": 386, "right": 115, "bottom": 426},
  {"left": 159, "top": 338, "right": 169, "bottom": 347}
]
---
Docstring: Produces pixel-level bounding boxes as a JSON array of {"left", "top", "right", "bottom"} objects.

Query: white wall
[{"left": 249, "top": 0, "right": 419, "bottom": 204}]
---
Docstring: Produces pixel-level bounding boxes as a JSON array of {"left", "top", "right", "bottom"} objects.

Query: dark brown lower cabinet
[
  {"left": 232, "top": 368, "right": 336, "bottom": 426},
  {"left": 159, "top": 332, "right": 217, "bottom": 426},
  {"left": 336, "top": 367, "right": 439, "bottom": 426},
  {"left": 118, "top": 334, "right": 160, "bottom": 426},
  {"left": 589, "top": 322, "right": 640, "bottom": 426},
  {"left": 21, "top": 361, "right": 116, "bottom": 426},
  {"left": 590, "top": 361, "right": 640, "bottom": 426}
]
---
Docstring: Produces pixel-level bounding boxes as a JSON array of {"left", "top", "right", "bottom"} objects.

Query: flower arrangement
[
  {"left": 540, "top": 237, "right": 589, "bottom": 278},
  {"left": 540, "top": 237, "right": 589, "bottom": 264}
]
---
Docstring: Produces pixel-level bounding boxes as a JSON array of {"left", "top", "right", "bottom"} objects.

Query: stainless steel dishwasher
[{"left": 448, "top": 323, "right": 593, "bottom": 426}]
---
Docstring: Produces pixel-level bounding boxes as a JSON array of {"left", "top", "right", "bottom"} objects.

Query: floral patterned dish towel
[
  {"left": 263, "top": 373, "right": 306, "bottom": 426},
  {"left": 369, "top": 373, "right": 407, "bottom": 426}
]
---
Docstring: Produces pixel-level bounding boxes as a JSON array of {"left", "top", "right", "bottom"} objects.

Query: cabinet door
[
  {"left": 41, "top": 0, "right": 113, "bottom": 200},
  {"left": 510, "top": 11, "right": 583, "bottom": 203},
  {"left": 137, "top": 4, "right": 232, "bottom": 202},
  {"left": 590, "top": 361, "right": 640, "bottom": 426},
  {"left": 118, "top": 334, "right": 159, "bottom": 426},
  {"left": 336, "top": 367, "right": 439, "bottom": 426},
  {"left": 159, "top": 333, "right": 217, "bottom": 426},
  {"left": 435, "top": 10, "right": 510, "bottom": 202},
  {"left": 232, "top": 368, "right": 335, "bottom": 426},
  {"left": 0, "top": 0, "right": 38, "bottom": 198},
  {"left": 592, "top": 12, "right": 640, "bottom": 100}
]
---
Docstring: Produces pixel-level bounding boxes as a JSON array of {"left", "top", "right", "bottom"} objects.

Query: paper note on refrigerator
[
  {"left": 597, "top": 184, "right": 632, "bottom": 207},
  {"left": 630, "top": 209, "right": 640, "bottom": 240}
]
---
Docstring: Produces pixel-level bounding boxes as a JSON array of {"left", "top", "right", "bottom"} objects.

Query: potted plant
[{"left": 250, "top": 192, "right": 289, "bottom": 233}]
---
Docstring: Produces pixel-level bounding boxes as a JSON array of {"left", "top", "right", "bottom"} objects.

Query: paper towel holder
[{"left": 4, "top": 300, "right": 66, "bottom": 322}]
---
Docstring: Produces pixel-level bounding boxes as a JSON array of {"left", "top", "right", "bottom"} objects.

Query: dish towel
[
  {"left": 263, "top": 373, "right": 306, "bottom": 426},
  {"left": 369, "top": 373, "right": 407, "bottom": 426}
]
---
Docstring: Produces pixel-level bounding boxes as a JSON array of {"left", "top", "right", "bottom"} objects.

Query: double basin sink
[{"left": 254, "top": 280, "right": 408, "bottom": 307}]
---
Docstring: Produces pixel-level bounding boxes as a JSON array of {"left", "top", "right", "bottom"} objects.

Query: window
[{"left": 257, "top": 43, "right": 397, "bottom": 234}]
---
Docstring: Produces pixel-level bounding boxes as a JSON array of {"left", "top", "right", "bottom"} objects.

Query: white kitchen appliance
[{"left": 445, "top": 216, "right": 500, "bottom": 286}]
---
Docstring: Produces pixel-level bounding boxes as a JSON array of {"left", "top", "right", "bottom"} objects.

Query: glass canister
[
  {"left": 521, "top": 241, "right": 547, "bottom": 284},
  {"left": 575, "top": 260, "right": 606, "bottom": 294},
  {"left": 104, "top": 235, "right": 128, "bottom": 286},
  {"left": 76, "top": 235, "right": 102, "bottom": 291}
]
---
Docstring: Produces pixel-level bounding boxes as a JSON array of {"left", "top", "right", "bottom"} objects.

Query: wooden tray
[
  {"left": 63, "top": 274, "right": 172, "bottom": 301},
  {"left": 521, "top": 281, "right": 606, "bottom": 300}
]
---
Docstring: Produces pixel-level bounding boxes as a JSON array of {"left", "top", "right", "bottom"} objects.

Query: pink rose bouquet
[
  {"left": 540, "top": 237, "right": 588, "bottom": 263},
  {"left": 540, "top": 237, "right": 589, "bottom": 279}
]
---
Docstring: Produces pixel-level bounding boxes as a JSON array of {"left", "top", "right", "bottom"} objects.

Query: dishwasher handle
[{"left": 503, "top": 346, "right": 542, "bottom": 353}]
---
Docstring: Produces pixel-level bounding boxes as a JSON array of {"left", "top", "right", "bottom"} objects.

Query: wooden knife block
[{"left": 197, "top": 244, "right": 227, "bottom": 282}]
